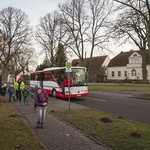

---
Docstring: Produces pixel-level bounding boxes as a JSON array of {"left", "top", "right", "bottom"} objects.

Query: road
[{"left": 71, "top": 91, "right": 150, "bottom": 125}]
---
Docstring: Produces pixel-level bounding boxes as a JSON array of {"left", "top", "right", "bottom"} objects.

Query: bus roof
[
  {"left": 31, "top": 66, "right": 86, "bottom": 74},
  {"left": 43, "top": 66, "right": 86, "bottom": 71}
]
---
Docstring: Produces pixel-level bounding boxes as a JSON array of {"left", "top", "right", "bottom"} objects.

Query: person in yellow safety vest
[{"left": 14, "top": 78, "right": 25, "bottom": 102}]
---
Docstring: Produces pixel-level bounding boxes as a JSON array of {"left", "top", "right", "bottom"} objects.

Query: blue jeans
[{"left": 37, "top": 106, "right": 47, "bottom": 123}]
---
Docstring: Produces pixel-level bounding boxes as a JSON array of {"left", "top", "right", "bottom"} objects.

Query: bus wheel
[{"left": 52, "top": 89, "right": 56, "bottom": 97}]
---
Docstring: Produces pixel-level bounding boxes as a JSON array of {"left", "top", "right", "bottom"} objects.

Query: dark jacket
[
  {"left": 22, "top": 89, "right": 30, "bottom": 97},
  {"left": 8, "top": 87, "right": 15, "bottom": 95},
  {"left": 0, "top": 87, "right": 7, "bottom": 96},
  {"left": 30, "top": 86, "right": 38, "bottom": 99},
  {"left": 35, "top": 90, "right": 49, "bottom": 107}
]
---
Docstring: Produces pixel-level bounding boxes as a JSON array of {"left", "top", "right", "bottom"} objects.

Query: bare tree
[
  {"left": 0, "top": 7, "right": 32, "bottom": 82},
  {"left": 111, "top": 0, "right": 149, "bottom": 82},
  {"left": 59, "top": 0, "right": 88, "bottom": 65},
  {"left": 9, "top": 46, "right": 36, "bottom": 81},
  {"left": 17, "top": 47, "right": 35, "bottom": 74},
  {"left": 114, "top": 0, "right": 150, "bottom": 60},
  {"left": 35, "top": 11, "right": 68, "bottom": 66},
  {"left": 59, "top": 0, "right": 113, "bottom": 71},
  {"left": 86, "top": 0, "right": 113, "bottom": 70},
  {"left": 111, "top": 8, "right": 147, "bottom": 82}
]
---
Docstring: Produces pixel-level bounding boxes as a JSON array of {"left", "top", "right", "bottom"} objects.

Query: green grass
[
  {"left": 0, "top": 102, "right": 45, "bottom": 150},
  {"left": 88, "top": 84, "right": 150, "bottom": 91},
  {"left": 55, "top": 109, "right": 150, "bottom": 150},
  {"left": 88, "top": 84, "right": 150, "bottom": 100}
]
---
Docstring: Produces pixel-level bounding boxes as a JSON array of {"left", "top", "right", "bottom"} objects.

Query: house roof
[
  {"left": 108, "top": 50, "right": 150, "bottom": 67},
  {"left": 72, "top": 55, "right": 108, "bottom": 70}
]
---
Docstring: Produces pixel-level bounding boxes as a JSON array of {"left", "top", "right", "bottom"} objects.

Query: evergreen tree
[
  {"left": 37, "top": 57, "right": 51, "bottom": 70},
  {"left": 55, "top": 43, "right": 67, "bottom": 67}
]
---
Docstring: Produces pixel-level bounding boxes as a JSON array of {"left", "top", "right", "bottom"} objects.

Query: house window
[
  {"left": 124, "top": 71, "right": 127, "bottom": 77},
  {"left": 133, "top": 54, "right": 137, "bottom": 56},
  {"left": 131, "top": 68, "right": 136, "bottom": 76},
  {"left": 132, "top": 59, "right": 139, "bottom": 64},
  {"left": 118, "top": 71, "right": 121, "bottom": 77},
  {"left": 111, "top": 71, "right": 115, "bottom": 77}
]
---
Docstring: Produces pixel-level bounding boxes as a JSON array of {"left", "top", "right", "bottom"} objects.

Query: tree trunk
[
  {"left": 141, "top": 50, "right": 147, "bottom": 83},
  {"left": 3, "top": 63, "right": 9, "bottom": 83},
  {"left": 148, "top": 23, "right": 150, "bottom": 63}
]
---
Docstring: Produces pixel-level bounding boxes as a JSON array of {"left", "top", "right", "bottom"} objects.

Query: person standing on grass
[
  {"left": 22, "top": 87, "right": 30, "bottom": 106},
  {"left": 0, "top": 84, "right": 7, "bottom": 102},
  {"left": 35, "top": 87, "right": 49, "bottom": 129},
  {"left": 8, "top": 84, "right": 16, "bottom": 102},
  {"left": 14, "top": 78, "right": 25, "bottom": 101}
]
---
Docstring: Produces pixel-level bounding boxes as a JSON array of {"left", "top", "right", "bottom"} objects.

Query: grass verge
[
  {"left": 54, "top": 109, "right": 150, "bottom": 150},
  {"left": 88, "top": 84, "right": 150, "bottom": 91},
  {"left": 88, "top": 84, "right": 150, "bottom": 100},
  {"left": 0, "top": 102, "right": 45, "bottom": 150}
]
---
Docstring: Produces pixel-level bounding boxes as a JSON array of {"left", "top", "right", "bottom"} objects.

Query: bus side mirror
[{"left": 64, "top": 78, "right": 73, "bottom": 87}]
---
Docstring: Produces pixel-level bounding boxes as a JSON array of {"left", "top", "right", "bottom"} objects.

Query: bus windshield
[{"left": 69, "top": 68, "right": 87, "bottom": 86}]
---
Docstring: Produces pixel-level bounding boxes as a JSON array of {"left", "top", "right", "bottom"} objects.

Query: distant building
[
  {"left": 72, "top": 55, "right": 110, "bottom": 82},
  {"left": 7, "top": 69, "right": 30, "bottom": 84},
  {"left": 107, "top": 50, "right": 150, "bottom": 82}
]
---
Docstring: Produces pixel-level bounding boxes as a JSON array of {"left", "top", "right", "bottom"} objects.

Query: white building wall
[
  {"left": 107, "top": 66, "right": 127, "bottom": 80},
  {"left": 147, "top": 65, "right": 150, "bottom": 81},
  {"left": 107, "top": 66, "right": 144, "bottom": 80},
  {"left": 127, "top": 52, "right": 142, "bottom": 80},
  {"left": 126, "top": 68, "right": 142, "bottom": 80},
  {"left": 128, "top": 52, "right": 142, "bottom": 64},
  {"left": 102, "top": 56, "right": 110, "bottom": 67},
  {"left": 107, "top": 52, "right": 148, "bottom": 81}
]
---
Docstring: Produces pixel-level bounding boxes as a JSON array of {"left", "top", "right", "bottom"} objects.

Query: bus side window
[{"left": 43, "top": 73, "right": 54, "bottom": 81}]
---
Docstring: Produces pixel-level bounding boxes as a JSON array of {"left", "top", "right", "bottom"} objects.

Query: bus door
[{"left": 39, "top": 73, "right": 43, "bottom": 88}]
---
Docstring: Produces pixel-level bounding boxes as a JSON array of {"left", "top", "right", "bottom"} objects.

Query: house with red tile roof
[
  {"left": 107, "top": 50, "right": 150, "bottom": 82},
  {"left": 72, "top": 55, "right": 110, "bottom": 82}
]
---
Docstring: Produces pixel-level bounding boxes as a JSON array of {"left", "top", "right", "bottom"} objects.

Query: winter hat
[
  {"left": 36, "top": 86, "right": 42, "bottom": 90},
  {"left": 2, "top": 84, "right": 7, "bottom": 87},
  {"left": 18, "top": 78, "right": 22, "bottom": 81}
]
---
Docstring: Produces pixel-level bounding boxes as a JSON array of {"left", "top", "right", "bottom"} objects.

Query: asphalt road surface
[{"left": 71, "top": 91, "right": 150, "bottom": 125}]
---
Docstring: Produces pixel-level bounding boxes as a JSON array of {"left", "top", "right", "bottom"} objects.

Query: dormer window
[
  {"left": 133, "top": 54, "right": 137, "bottom": 56},
  {"left": 132, "top": 59, "right": 139, "bottom": 64}
]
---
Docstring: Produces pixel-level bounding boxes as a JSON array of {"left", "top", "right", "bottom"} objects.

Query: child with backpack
[
  {"left": 30, "top": 85, "right": 38, "bottom": 110},
  {"left": 22, "top": 86, "right": 30, "bottom": 106}
]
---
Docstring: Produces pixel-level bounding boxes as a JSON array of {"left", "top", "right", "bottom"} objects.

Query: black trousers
[{"left": 16, "top": 90, "right": 22, "bottom": 101}]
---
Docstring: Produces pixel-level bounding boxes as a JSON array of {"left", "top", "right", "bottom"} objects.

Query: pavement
[{"left": 11, "top": 96, "right": 111, "bottom": 150}]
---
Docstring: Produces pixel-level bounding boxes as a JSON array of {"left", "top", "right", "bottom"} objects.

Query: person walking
[
  {"left": 22, "top": 86, "right": 30, "bottom": 106},
  {"left": 35, "top": 87, "right": 49, "bottom": 129},
  {"left": 0, "top": 84, "right": 7, "bottom": 102},
  {"left": 14, "top": 78, "right": 25, "bottom": 101},
  {"left": 8, "top": 84, "right": 16, "bottom": 102},
  {"left": 30, "top": 85, "right": 38, "bottom": 110}
]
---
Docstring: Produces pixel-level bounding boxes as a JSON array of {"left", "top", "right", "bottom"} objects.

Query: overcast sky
[
  {"left": 0, "top": 0, "right": 63, "bottom": 25},
  {"left": 0, "top": 0, "right": 138, "bottom": 66},
  {"left": 0, "top": 0, "right": 66, "bottom": 68}
]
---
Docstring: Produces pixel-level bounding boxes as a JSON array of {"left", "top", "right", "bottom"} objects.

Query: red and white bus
[{"left": 30, "top": 66, "right": 88, "bottom": 99}]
